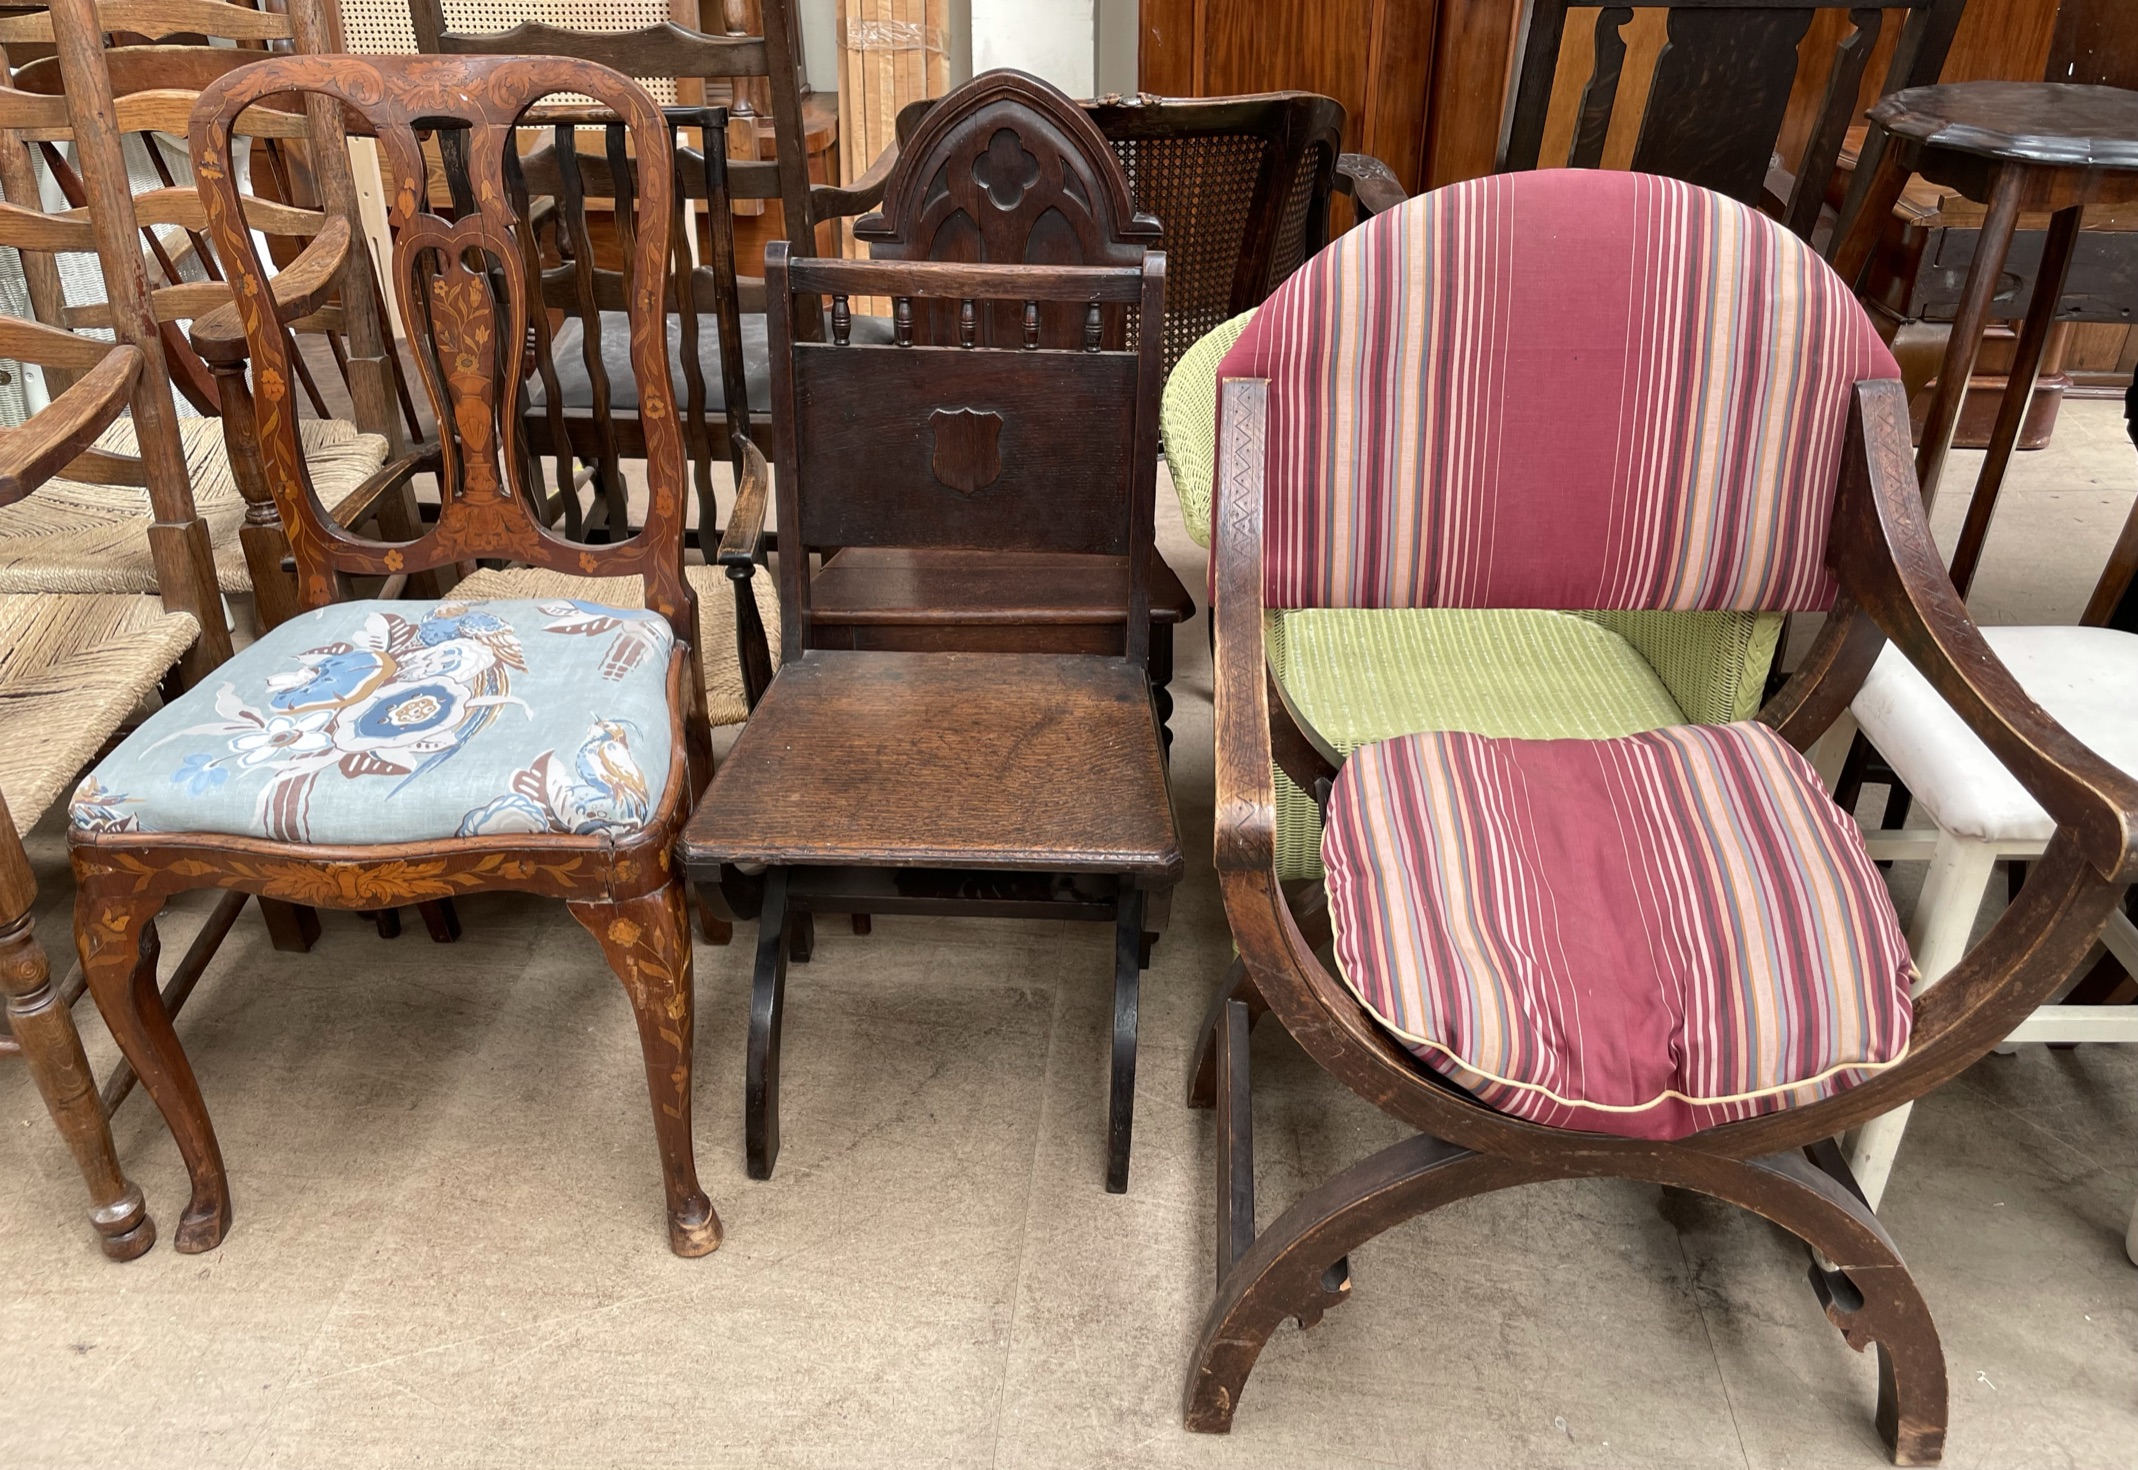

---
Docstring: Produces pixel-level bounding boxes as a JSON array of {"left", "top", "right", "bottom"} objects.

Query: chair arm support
[
  {"left": 1334, "top": 153, "right": 1407, "bottom": 220},
  {"left": 811, "top": 138, "right": 899, "bottom": 224},
  {"left": 0, "top": 344, "right": 141, "bottom": 507},
  {"left": 1834, "top": 377, "right": 2138, "bottom": 881},
  {"left": 716, "top": 435, "right": 772, "bottom": 574},
  {"left": 332, "top": 442, "right": 441, "bottom": 532},
  {"left": 189, "top": 215, "right": 352, "bottom": 367}
]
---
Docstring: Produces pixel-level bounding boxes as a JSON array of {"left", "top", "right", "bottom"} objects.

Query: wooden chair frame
[
  {"left": 1499, "top": 0, "right": 1967, "bottom": 239},
  {"left": 689, "top": 244, "right": 1180, "bottom": 1193},
  {"left": 0, "top": 332, "right": 158, "bottom": 1261},
  {"left": 1186, "top": 372, "right": 2138, "bottom": 1462},
  {"left": 67, "top": 50, "right": 734, "bottom": 1259}
]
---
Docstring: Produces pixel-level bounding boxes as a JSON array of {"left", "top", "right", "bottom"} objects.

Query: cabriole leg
[
  {"left": 569, "top": 882, "right": 720, "bottom": 1257},
  {"left": 76, "top": 889, "right": 230, "bottom": 1254}
]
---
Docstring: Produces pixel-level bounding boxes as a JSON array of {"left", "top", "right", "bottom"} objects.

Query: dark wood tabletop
[{"left": 1869, "top": 82, "right": 2138, "bottom": 168}]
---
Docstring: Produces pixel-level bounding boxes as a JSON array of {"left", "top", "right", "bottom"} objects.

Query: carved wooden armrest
[
  {"left": 333, "top": 442, "right": 442, "bottom": 532},
  {"left": 715, "top": 436, "right": 772, "bottom": 575},
  {"left": 188, "top": 215, "right": 352, "bottom": 366},
  {"left": 1334, "top": 153, "right": 1406, "bottom": 220},
  {"left": 0, "top": 343, "right": 140, "bottom": 506},
  {"left": 810, "top": 137, "right": 899, "bottom": 224},
  {"left": 1828, "top": 378, "right": 2138, "bottom": 884}
]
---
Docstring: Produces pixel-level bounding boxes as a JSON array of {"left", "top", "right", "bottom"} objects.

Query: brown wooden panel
[
  {"left": 1422, "top": 0, "right": 1523, "bottom": 188},
  {"left": 789, "top": 342, "right": 1139, "bottom": 554},
  {"left": 1138, "top": 0, "right": 1198, "bottom": 95}
]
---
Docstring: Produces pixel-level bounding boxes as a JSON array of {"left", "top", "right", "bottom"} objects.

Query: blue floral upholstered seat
[{"left": 70, "top": 598, "right": 679, "bottom": 846}]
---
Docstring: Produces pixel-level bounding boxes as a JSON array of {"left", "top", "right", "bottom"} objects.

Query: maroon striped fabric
[
  {"left": 1322, "top": 723, "right": 1914, "bottom": 1139},
  {"left": 1218, "top": 170, "right": 1899, "bottom": 614}
]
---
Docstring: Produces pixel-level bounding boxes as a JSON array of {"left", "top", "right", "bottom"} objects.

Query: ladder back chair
[
  {"left": 0, "top": 0, "right": 420, "bottom": 634},
  {"left": 1500, "top": 0, "right": 1967, "bottom": 240},
  {"left": 821, "top": 69, "right": 1193, "bottom": 743},
  {"left": 682, "top": 243, "right": 1182, "bottom": 1194},
  {"left": 0, "top": 319, "right": 222, "bottom": 1263},
  {"left": 1188, "top": 170, "right": 2138, "bottom": 1465},
  {"left": 65, "top": 49, "right": 731, "bottom": 1259}
]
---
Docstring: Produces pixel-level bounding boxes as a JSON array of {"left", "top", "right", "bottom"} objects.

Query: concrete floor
[{"left": 3, "top": 405, "right": 2135, "bottom": 1469}]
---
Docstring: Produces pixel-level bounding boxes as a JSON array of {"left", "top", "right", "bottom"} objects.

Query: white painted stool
[{"left": 1840, "top": 625, "right": 2138, "bottom": 1265}]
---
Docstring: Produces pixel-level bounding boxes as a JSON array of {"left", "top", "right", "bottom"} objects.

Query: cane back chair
[
  {"left": 1500, "top": 0, "right": 1967, "bottom": 239},
  {"left": 0, "top": 322, "right": 214, "bottom": 1262},
  {"left": 1188, "top": 169, "right": 2138, "bottom": 1463},
  {"left": 0, "top": 0, "right": 416, "bottom": 631},
  {"left": 65, "top": 50, "right": 729, "bottom": 1259},
  {"left": 681, "top": 243, "right": 1181, "bottom": 1194}
]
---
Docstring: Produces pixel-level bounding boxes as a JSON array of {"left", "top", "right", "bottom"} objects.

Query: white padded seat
[{"left": 1853, "top": 625, "right": 2138, "bottom": 843}]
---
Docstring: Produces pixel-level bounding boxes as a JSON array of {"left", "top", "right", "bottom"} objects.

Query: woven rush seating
[
  {"left": 452, "top": 566, "right": 778, "bottom": 726},
  {"left": 0, "top": 416, "right": 386, "bottom": 596},
  {"left": 0, "top": 593, "right": 200, "bottom": 836}
]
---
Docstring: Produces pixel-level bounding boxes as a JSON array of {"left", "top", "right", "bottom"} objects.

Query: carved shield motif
[{"left": 930, "top": 407, "right": 1003, "bottom": 495}]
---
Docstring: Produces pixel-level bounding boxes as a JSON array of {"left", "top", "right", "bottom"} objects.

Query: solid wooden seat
[
  {"left": 683, "top": 649, "right": 1180, "bottom": 877},
  {"left": 810, "top": 548, "right": 1194, "bottom": 636}
]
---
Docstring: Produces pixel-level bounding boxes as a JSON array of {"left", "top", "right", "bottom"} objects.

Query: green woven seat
[{"left": 1163, "top": 313, "right": 1786, "bottom": 880}]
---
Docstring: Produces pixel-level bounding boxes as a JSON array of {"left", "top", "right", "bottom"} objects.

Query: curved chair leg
[
  {"left": 745, "top": 868, "right": 791, "bottom": 1181},
  {"left": 1184, "top": 1132, "right": 1559, "bottom": 1432},
  {"left": 0, "top": 912, "right": 154, "bottom": 1260},
  {"left": 569, "top": 882, "right": 721, "bottom": 1258},
  {"left": 76, "top": 890, "right": 231, "bottom": 1254},
  {"left": 1107, "top": 887, "right": 1146, "bottom": 1193},
  {"left": 1726, "top": 1150, "right": 1947, "bottom": 1466}
]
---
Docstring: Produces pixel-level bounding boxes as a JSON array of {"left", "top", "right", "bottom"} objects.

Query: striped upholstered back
[{"left": 1218, "top": 170, "right": 1898, "bottom": 614}]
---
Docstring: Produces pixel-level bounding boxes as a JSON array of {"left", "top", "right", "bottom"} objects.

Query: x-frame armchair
[{"left": 1189, "top": 173, "right": 2138, "bottom": 1465}]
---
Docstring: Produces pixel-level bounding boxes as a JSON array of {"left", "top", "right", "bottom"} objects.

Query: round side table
[{"left": 1829, "top": 82, "right": 2138, "bottom": 595}]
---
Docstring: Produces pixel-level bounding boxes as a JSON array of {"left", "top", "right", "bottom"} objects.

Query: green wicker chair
[{"left": 1162, "top": 312, "right": 1785, "bottom": 879}]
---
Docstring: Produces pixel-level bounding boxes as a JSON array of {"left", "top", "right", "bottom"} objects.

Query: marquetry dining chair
[
  {"left": 681, "top": 243, "right": 1181, "bottom": 1194},
  {"left": 0, "top": 324, "right": 213, "bottom": 1263},
  {"left": 1499, "top": 0, "right": 1967, "bottom": 242},
  {"left": 0, "top": 0, "right": 416, "bottom": 635},
  {"left": 64, "top": 50, "right": 726, "bottom": 1259},
  {"left": 1187, "top": 170, "right": 2138, "bottom": 1464}
]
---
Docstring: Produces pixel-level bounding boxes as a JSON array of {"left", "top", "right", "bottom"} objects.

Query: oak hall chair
[
  {"left": 0, "top": 0, "right": 413, "bottom": 634},
  {"left": 821, "top": 70, "right": 1194, "bottom": 741},
  {"left": 681, "top": 244, "right": 1182, "bottom": 1194},
  {"left": 1499, "top": 0, "right": 1967, "bottom": 240},
  {"left": 1188, "top": 170, "right": 2138, "bottom": 1464},
  {"left": 0, "top": 326, "right": 204, "bottom": 1262},
  {"left": 66, "top": 50, "right": 727, "bottom": 1258}
]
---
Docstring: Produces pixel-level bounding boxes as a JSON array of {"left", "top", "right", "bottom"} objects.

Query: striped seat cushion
[{"left": 1323, "top": 722, "right": 1914, "bottom": 1139}]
